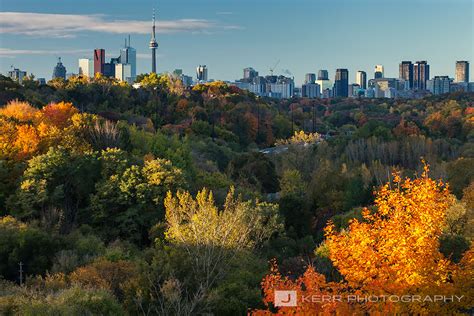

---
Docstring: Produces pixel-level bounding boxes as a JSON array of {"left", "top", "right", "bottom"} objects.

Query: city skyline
[{"left": 0, "top": 0, "right": 472, "bottom": 84}]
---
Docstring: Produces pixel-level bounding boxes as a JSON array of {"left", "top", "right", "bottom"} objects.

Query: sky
[{"left": 0, "top": 0, "right": 473, "bottom": 85}]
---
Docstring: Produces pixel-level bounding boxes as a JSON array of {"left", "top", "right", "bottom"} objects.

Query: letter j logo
[{"left": 274, "top": 290, "right": 297, "bottom": 307}]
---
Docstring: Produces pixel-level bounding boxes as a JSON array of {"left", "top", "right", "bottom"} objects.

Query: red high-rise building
[{"left": 94, "top": 49, "right": 105, "bottom": 75}]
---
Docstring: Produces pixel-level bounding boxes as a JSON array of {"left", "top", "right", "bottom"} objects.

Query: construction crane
[{"left": 269, "top": 59, "right": 280, "bottom": 76}]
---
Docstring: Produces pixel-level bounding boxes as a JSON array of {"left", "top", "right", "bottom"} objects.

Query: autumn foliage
[
  {"left": 253, "top": 166, "right": 473, "bottom": 314},
  {"left": 0, "top": 100, "right": 39, "bottom": 122},
  {"left": 40, "top": 101, "right": 79, "bottom": 128},
  {"left": 275, "top": 130, "right": 322, "bottom": 146},
  {"left": 0, "top": 100, "right": 91, "bottom": 160},
  {"left": 69, "top": 259, "right": 138, "bottom": 300}
]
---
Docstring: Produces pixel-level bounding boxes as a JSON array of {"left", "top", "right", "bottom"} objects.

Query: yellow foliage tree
[
  {"left": 14, "top": 125, "right": 40, "bottom": 158},
  {"left": 163, "top": 188, "right": 282, "bottom": 310},
  {"left": 164, "top": 187, "right": 280, "bottom": 250},
  {"left": 275, "top": 130, "right": 321, "bottom": 146},
  {"left": 0, "top": 117, "right": 18, "bottom": 158},
  {"left": 0, "top": 100, "right": 39, "bottom": 122},
  {"left": 325, "top": 166, "right": 454, "bottom": 292},
  {"left": 253, "top": 165, "right": 473, "bottom": 314}
]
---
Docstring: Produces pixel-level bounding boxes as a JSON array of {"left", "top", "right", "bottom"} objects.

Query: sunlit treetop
[
  {"left": 253, "top": 164, "right": 473, "bottom": 315},
  {"left": 275, "top": 130, "right": 322, "bottom": 146}
]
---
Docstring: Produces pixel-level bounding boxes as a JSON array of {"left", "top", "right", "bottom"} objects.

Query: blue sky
[{"left": 1, "top": 0, "right": 472, "bottom": 85}]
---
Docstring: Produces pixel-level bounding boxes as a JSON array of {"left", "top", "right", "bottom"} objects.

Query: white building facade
[
  {"left": 115, "top": 63, "right": 132, "bottom": 83},
  {"left": 78, "top": 59, "right": 94, "bottom": 78}
]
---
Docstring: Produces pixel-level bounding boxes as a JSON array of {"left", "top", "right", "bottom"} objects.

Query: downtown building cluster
[
  {"left": 8, "top": 58, "right": 472, "bottom": 100},
  {"left": 76, "top": 37, "right": 137, "bottom": 84},
  {"left": 233, "top": 68, "right": 296, "bottom": 99},
  {"left": 229, "top": 60, "right": 472, "bottom": 99},
  {"left": 7, "top": 39, "right": 138, "bottom": 84}
]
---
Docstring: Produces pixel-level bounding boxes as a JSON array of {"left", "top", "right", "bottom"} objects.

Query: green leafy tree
[
  {"left": 8, "top": 147, "right": 100, "bottom": 233},
  {"left": 0, "top": 216, "right": 62, "bottom": 281},
  {"left": 2, "top": 285, "right": 124, "bottom": 316},
  {"left": 279, "top": 169, "right": 305, "bottom": 198},
  {"left": 0, "top": 160, "right": 24, "bottom": 214},
  {"left": 446, "top": 157, "right": 474, "bottom": 198},
  {"left": 90, "top": 149, "right": 185, "bottom": 243},
  {"left": 228, "top": 152, "right": 280, "bottom": 193}
]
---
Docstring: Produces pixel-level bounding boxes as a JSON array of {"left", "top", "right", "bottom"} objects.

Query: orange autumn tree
[
  {"left": 0, "top": 100, "right": 92, "bottom": 160},
  {"left": 253, "top": 165, "right": 473, "bottom": 315},
  {"left": 40, "top": 101, "right": 79, "bottom": 128},
  {"left": 35, "top": 101, "right": 92, "bottom": 152}
]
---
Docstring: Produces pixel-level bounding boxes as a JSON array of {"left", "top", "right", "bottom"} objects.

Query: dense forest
[{"left": 0, "top": 73, "right": 473, "bottom": 315}]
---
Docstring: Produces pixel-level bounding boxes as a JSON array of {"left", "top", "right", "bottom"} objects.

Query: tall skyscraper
[
  {"left": 374, "top": 65, "right": 384, "bottom": 79},
  {"left": 120, "top": 36, "right": 137, "bottom": 80},
  {"left": 334, "top": 68, "right": 349, "bottom": 97},
  {"left": 399, "top": 61, "right": 414, "bottom": 89},
  {"left": 318, "top": 69, "right": 329, "bottom": 80},
  {"left": 455, "top": 61, "right": 469, "bottom": 83},
  {"left": 356, "top": 71, "right": 367, "bottom": 89},
  {"left": 414, "top": 61, "right": 430, "bottom": 90},
  {"left": 52, "top": 57, "right": 67, "bottom": 80},
  {"left": 305, "top": 73, "right": 316, "bottom": 84},
  {"left": 78, "top": 59, "right": 94, "bottom": 78},
  {"left": 196, "top": 65, "right": 208, "bottom": 82},
  {"left": 149, "top": 10, "right": 158, "bottom": 73},
  {"left": 244, "top": 67, "right": 258, "bottom": 80},
  {"left": 94, "top": 49, "right": 105, "bottom": 75}
]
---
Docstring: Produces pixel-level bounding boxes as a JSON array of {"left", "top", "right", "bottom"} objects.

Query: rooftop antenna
[
  {"left": 152, "top": 8, "right": 156, "bottom": 39},
  {"left": 128, "top": 34, "right": 131, "bottom": 47}
]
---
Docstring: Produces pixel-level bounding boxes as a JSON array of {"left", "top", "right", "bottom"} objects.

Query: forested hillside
[{"left": 0, "top": 74, "right": 473, "bottom": 314}]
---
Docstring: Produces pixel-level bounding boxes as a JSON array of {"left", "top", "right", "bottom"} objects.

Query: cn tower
[{"left": 149, "top": 9, "right": 158, "bottom": 73}]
